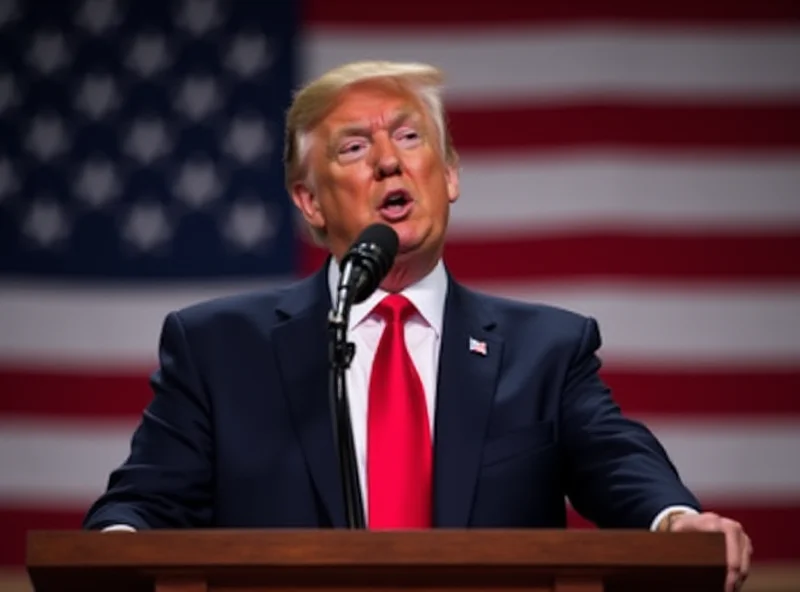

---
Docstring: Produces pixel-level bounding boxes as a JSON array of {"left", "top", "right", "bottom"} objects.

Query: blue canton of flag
[{"left": 0, "top": 0, "right": 299, "bottom": 280}]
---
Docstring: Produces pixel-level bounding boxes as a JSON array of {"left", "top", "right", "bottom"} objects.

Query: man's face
[{"left": 291, "top": 81, "right": 459, "bottom": 266}]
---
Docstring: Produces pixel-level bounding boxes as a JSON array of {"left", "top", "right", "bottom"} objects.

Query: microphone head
[
  {"left": 341, "top": 223, "right": 399, "bottom": 304},
  {"left": 353, "top": 223, "right": 399, "bottom": 258}
]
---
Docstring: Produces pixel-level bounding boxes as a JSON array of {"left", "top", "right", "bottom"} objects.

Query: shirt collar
[{"left": 327, "top": 256, "right": 448, "bottom": 336}]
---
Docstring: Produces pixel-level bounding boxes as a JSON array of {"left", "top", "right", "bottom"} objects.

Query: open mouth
[{"left": 378, "top": 190, "right": 413, "bottom": 222}]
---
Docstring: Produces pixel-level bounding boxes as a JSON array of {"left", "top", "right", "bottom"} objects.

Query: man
[{"left": 84, "top": 61, "right": 751, "bottom": 591}]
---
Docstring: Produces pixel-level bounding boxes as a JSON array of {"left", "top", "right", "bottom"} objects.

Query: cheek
[
  {"left": 328, "top": 167, "right": 373, "bottom": 198},
  {"left": 407, "top": 154, "right": 441, "bottom": 189},
  {"left": 420, "top": 167, "right": 452, "bottom": 207},
  {"left": 317, "top": 180, "right": 376, "bottom": 230}
]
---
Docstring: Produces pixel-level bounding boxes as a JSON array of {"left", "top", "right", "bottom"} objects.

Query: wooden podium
[{"left": 26, "top": 530, "right": 726, "bottom": 592}]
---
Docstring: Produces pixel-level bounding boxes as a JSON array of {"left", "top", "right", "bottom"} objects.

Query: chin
[
  {"left": 395, "top": 239, "right": 425, "bottom": 259},
  {"left": 392, "top": 223, "right": 426, "bottom": 251},
  {"left": 393, "top": 237, "right": 438, "bottom": 270}
]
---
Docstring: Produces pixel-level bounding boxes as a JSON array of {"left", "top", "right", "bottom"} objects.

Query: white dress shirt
[
  {"left": 103, "top": 257, "right": 694, "bottom": 531},
  {"left": 327, "top": 257, "right": 448, "bottom": 515}
]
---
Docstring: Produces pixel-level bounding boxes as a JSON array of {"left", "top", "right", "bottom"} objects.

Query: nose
[{"left": 372, "top": 135, "right": 401, "bottom": 180}]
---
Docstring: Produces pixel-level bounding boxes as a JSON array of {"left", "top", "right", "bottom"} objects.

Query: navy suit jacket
[{"left": 83, "top": 263, "right": 700, "bottom": 530}]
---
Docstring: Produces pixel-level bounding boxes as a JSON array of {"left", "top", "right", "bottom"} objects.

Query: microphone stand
[{"left": 327, "top": 259, "right": 366, "bottom": 529}]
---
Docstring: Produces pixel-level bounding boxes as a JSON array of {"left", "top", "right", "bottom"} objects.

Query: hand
[{"left": 669, "top": 512, "right": 752, "bottom": 592}]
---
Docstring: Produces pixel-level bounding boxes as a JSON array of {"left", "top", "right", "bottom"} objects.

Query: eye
[
  {"left": 394, "top": 127, "right": 421, "bottom": 146},
  {"left": 337, "top": 139, "right": 368, "bottom": 162}
]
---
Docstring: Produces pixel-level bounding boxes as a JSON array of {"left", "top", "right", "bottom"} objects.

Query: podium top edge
[{"left": 25, "top": 529, "right": 727, "bottom": 570}]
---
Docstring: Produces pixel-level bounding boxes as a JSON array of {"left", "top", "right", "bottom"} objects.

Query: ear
[
  {"left": 290, "top": 181, "right": 326, "bottom": 232},
  {"left": 445, "top": 163, "right": 460, "bottom": 204}
]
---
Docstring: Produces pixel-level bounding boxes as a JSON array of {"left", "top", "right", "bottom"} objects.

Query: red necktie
[{"left": 367, "top": 294, "right": 432, "bottom": 528}]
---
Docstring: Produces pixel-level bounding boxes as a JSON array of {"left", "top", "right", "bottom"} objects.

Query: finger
[
  {"left": 723, "top": 522, "right": 743, "bottom": 592},
  {"left": 726, "top": 571, "right": 738, "bottom": 592},
  {"left": 740, "top": 534, "right": 753, "bottom": 580},
  {"left": 724, "top": 521, "right": 743, "bottom": 572}
]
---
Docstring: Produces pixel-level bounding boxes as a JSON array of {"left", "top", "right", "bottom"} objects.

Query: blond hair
[{"left": 283, "top": 60, "right": 459, "bottom": 193}]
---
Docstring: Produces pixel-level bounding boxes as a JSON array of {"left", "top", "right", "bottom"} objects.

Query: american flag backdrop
[{"left": 1, "top": 0, "right": 800, "bottom": 586}]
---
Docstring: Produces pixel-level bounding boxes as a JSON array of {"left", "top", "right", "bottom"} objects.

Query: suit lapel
[
  {"left": 271, "top": 264, "right": 346, "bottom": 527},
  {"left": 433, "top": 279, "right": 503, "bottom": 526}
]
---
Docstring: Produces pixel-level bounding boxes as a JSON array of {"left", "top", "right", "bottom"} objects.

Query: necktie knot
[{"left": 374, "top": 293, "right": 416, "bottom": 325}]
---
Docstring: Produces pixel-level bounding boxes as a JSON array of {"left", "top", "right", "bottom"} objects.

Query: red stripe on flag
[
  {"left": 0, "top": 368, "right": 153, "bottom": 419},
  {"left": 446, "top": 103, "right": 800, "bottom": 153},
  {"left": 0, "top": 508, "right": 85, "bottom": 567},
  {"left": 440, "top": 232, "right": 800, "bottom": 282},
  {"left": 1, "top": 503, "right": 796, "bottom": 566},
  {"left": 1, "top": 367, "right": 798, "bottom": 419},
  {"left": 566, "top": 503, "right": 800, "bottom": 561},
  {"left": 605, "top": 368, "right": 800, "bottom": 417},
  {"left": 304, "top": 0, "right": 800, "bottom": 25},
  {"left": 300, "top": 232, "right": 800, "bottom": 282}
]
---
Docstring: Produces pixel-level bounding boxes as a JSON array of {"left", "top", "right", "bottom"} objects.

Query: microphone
[
  {"left": 336, "top": 223, "right": 399, "bottom": 313},
  {"left": 328, "top": 223, "right": 398, "bottom": 529}
]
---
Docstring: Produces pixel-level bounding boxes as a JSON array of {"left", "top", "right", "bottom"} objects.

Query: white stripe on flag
[
  {"left": 477, "top": 282, "right": 800, "bottom": 367},
  {"left": 1, "top": 282, "right": 800, "bottom": 367},
  {"left": 1, "top": 417, "right": 798, "bottom": 505},
  {"left": 0, "top": 280, "right": 288, "bottom": 369},
  {"left": 645, "top": 417, "right": 800, "bottom": 503},
  {"left": 451, "top": 153, "right": 800, "bottom": 233},
  {"left": 0, "top": 419, "right": 137, "bottom": 507},
  {"left": 303, "top": 27, "right": 800, "bottom": 101}
]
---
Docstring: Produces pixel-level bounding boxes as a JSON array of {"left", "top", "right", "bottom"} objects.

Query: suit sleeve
[
  {"left": 560, "top": 317, "right": 702, "bottom": 528},
  {"left": 82, "top": 311, "right": 213, "bottom": 530}
]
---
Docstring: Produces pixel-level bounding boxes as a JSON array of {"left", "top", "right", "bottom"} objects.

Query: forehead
[{"left": 320, "top": 82, "right": 426, "bottom": 133}]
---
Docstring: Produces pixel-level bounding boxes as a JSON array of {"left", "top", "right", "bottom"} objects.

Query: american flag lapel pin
[{"left": 469, "top": 337, "right": 488, "bottom": 356}]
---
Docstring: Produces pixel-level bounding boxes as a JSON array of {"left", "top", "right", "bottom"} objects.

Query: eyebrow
[{"left": 330, "top": 110, "right": 420, "bottom": 145}]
